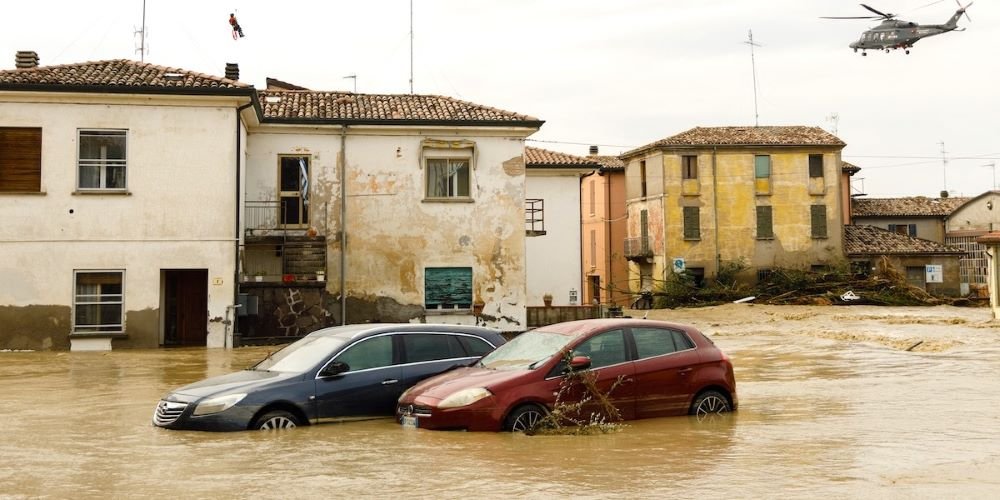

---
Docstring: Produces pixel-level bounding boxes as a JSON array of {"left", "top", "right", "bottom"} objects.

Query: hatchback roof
[{"left": 535, "top": 318, "right": 701, "bottom": 338}]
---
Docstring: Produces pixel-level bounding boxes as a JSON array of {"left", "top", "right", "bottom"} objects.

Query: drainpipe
[
  {"left": 606, "top": 169, "right": 613, "bottom": 305},
  {"left": 579, "top": 172, "right": 588, "bottom": 306},
  {"left": 340, "top": 125, "right": 348, "bottom": 324},
  {"left": 232, "top": 101, "right": 254, "bottom": 349},
  {"left": 712, "top": 147, "right": 721, "bottom": 275}
]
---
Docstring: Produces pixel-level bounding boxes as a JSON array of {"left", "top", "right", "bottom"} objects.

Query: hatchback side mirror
[
  {"left": 568, "top": 355, "right": 591, "bottom": 372},
  {"left": 320, "top": 361, "right": 350, "bottom": 377}
]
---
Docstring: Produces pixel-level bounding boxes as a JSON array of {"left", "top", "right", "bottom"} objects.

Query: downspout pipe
[
  {"left": 712, "top": 147, "right": 721, "bottom": 275},
  {"left": 340, "top": 125, "right": 348, "bottom": 325},
  {"left": 605, "top": 169, "right": 613, "bottom": 305},
  {"left": 232, "top": 101, "right": 254, "bottom": 349}
]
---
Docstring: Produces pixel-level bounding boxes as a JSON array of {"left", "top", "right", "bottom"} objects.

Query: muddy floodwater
[{"left": 2, "top": 304, "right": 999, "bottom": 499}]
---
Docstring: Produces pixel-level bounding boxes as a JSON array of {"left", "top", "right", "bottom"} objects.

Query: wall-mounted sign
[
  {"left": 925, "top": 265, "right": 943, "bottom": 283},
  {"left": 672, "top": 258, "right": 686, "bottom": 274}
]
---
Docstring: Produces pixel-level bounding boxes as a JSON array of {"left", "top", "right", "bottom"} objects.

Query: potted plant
[{"left": 543, "top": 293, "right": 553, "bottom": 307}]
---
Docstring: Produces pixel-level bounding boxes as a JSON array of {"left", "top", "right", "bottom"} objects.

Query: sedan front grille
[
  {"left": 153, "top": 400, "right": 188, "bottom": 426},
  {"left": 398, "top": 404, "right": 433, "bottom": 417}
]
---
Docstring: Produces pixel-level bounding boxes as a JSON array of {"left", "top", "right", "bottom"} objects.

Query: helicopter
[{"left": 822, "top": 1, "right": 972, "bottom": 55}]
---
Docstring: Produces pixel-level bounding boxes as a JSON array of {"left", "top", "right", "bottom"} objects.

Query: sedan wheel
[
  {"left": 690, "top": 390, "right": 731, "bottom": 418},
  {"left": 254, "top": 410, "right": 300, "bottom": 430},
  {"left": 505, "top": 405, "right": 546, "bottom": 432}
]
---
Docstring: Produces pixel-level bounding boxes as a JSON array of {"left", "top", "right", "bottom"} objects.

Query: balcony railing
[
  {"left": 240, "top": 239, "right": 327, "bottom": 283},
  {"left": 624, "top": 236, "right": 653, "bottom": 259},
  {"left": 245, "top": 201, "right": 283, "bottom": 236},
  {"left": 526, "top": 198, "right": 546, "bottom": 236}
]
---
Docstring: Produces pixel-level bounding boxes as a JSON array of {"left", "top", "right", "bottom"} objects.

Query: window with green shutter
[
  {"left": 754, "top": 155, "right": 771, "bottom": 179},
  {"left": 811, "top": 205, "right": 827, "bottom": 238},
  {"left": 683, "top": 206, "right": 700, "bottom": 240},
  {"left": 756, "top": 205, "right": 773, "bottom": 239}
]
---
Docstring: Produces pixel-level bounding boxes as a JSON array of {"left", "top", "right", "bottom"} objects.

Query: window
[
  {"left": 589, "top": 275, "right": 601, "bottom": 304},
  {"left": 639, "top": 160, "right": 647, "bottom": 198},
  {"left": 336, "top": 335, "right": 393, "bottom": 371},
  {"left": 589, "top": 229, "right": 597, "bottom": 267},
  {"left": 573, "top": 330, "right": 627, "bottom": 369},
  {"left": 757, "top": 268, "right": 772, "bottom": 282},
  {"left": 811, "top": 205, "right": 828, "bottom": 238},
  {"left": 809, "top": 154, "right": 824, "bottom": 178},
  {"left": 683, "top": 206, "right": 700, "bottom": 240},
  {"left": 588, "top": 180, "right": 596, "bottom": 216},
  {"left": 0, "top": 127, "right": 42, "bottom": 192},
  {"left": 403, "top": 334, "right": 466, "bottom": 363},
  {"left": 425, "top": 267, "right": 473, "bottom": 310},
  {"left": 279, "top": 155, "right": 309, "bottom": 226},
  {"left": 73, "top": 271, "right": 124, "bottom": 334},
  {"left": 754, "top": 155, "right": 771, "bottom": 179},
  {"left": 426, "top": 158, "right": 470, "bottom": 199},
  {"left": 458, "top": 336, "right": 495, "bottom": 356},
  {"left": 682, "top": 155, "right": 698, "bottom": 179},
  {"left": 687, "top": 267, "right": 705, "bottom": 288},
  {"left": 632, "top": 328, "right": 677, "bottom": 359},
  {"left": 640, "top": 209, "right": 650, "bottom": 252},
  {"left": 888, "top": 224, "right": 917, "bottom": 237},
  {"left": 756, "top": 205, "right": 773, "bottom": 239},
  {"left": 78, "top": 130, "right": 127, "bottom": 190}
]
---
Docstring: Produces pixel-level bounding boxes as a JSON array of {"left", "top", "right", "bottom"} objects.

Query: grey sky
[{"left": 2, "top": 0, "right": 996, "bottom": 197}]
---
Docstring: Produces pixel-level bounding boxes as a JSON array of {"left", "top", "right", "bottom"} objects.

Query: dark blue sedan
[{"left": 152, "top": 324, "right": 505, "bottom": 431}]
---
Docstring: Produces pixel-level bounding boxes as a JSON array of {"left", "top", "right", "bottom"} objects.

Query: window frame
[
  {"left": 756, "top": 205, "right": 774, "bottom": 239},
  {"left": 808, "top": 154, "right": 824, "bottom": 178},
  {"left": 424, "top": 156, "right": 472, "bottom": 201},
  {"left": 401, "top": 333, "right": 468, "bottom": 364},
  {"left": 811, "top": 204, "right": 828, "bottom": 239},
  {"left": 322, "top": 333, "right": 397, "bottom": 375},
  {"left": 639, "top": 160, "right": 647, "bottom": 198},
  {"left": 683, "top": 206, "right": 700, "bottom": 240},
  {"left": 682, "top": 155, "right": 698, "bottom": 180},
  {"left": 0, "top": 127, "right": 42, "bottom": 193},
  {"left": 754, "top": 154, "right": 771, "bottom": 179},
  {"left": 278, "top": 154, "right": 310, "bottom": 227},
  {"left": 77, "top": 129, "right": 128, "bottom": 192},
  {"left": 72, "top": 269, "right": 125, "bottom": 334}
]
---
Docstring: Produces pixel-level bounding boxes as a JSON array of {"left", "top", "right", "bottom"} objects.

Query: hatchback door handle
[
  {"left": 678, "top": 368, "right": 693, "bottom": 375},
  {"left": 381, "top": 379, "right": 399, "bottom": 385}
]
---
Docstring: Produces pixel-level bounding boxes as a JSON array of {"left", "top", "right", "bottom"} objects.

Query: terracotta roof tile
[
  {"left": 589, "top": 154, "right": 625, "bottom": 171},
  {"left": 977, "top": 231, "right": 1000, "bottom": 245},
  {"left": 0, "top": 59, "right": 248, "bottom": 89},
  {"left": 258, "top": 90, "right": 541, "bottom": 124},
  {"left": 845, "top": 225, "right": 964, "bottom": 255},
  {"left": 625, "top": 126, "right": 845, "bottom": 157},
  {"left": 524, "top": 147, "right": 601, "bottom": 168},
  {"left": 842, "top": 161, "right": 861, "bottom": 173},
  {"left": 852, "top": 197, "right": 969, "bottom": 217}
]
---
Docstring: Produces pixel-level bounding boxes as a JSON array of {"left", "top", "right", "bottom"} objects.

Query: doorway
[{"left": 163, "top": 269, "right": 208, "bottom": 346}]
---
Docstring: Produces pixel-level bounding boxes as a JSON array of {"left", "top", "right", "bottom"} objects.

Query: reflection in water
[{"left": 2, "top": 320, "right": 1000, "bottom": 497}]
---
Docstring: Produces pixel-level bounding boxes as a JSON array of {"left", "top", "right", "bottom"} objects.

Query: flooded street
[{"left": 2, "top": 304, "right": 999, "bottom": 499}]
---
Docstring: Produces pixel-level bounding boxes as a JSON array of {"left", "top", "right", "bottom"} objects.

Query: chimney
[
  {"left": 225, "top": 63, "right": 239, "bottom": 81},
  {"left": 940, "top": 190, "right": 949, "bottom": 198},
  {"left": 589, "top": 145, "right": 599, "bottom": 155},
  {"left": 15, "top": 51, "right": 39, "bottom": 69}
]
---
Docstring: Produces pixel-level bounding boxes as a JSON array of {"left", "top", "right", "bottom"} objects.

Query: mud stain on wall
[
  {"left": 122, "top": 308, "right": 160, "bottom": 349},
  {"left": 0, "top": 305, "right": 71, "bottom": 350},
  {"left": 345, "top": 295, "right": 425, "bottom": 324}
]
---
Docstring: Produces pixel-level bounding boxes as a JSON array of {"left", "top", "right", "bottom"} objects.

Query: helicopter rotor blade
[
  {"left": 820, "top": 15, "right": 882, "bottom": 19},
  {"left": 860, "top": 3, "right": 895, "bottom": 19},
  {"left": 956, "top": 1, "right": 973, "bottom": 22}
]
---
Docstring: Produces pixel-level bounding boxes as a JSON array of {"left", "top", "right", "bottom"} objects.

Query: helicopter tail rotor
[{"left": 955, "top": 0, "right": 972, "bottom": 22}]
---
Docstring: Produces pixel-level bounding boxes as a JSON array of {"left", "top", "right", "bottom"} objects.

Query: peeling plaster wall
[
  {"left": 245, "top": 128, "right": 529, "bottom": 331},
  {"left": 0, "top": 97, "right": 240, "bottom": 349},
  {"left": 526, "top": 171, "right": 585, "bottom": 306}
]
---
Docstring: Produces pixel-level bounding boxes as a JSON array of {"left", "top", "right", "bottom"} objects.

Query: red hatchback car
[{"left": 396, "top": 319, "right": 737, "bottom": 432}]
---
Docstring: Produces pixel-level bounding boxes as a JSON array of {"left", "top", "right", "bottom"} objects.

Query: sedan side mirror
[
  {"left": 568, "top": 355, "right": 591, "bottom": 372},
  {"left": 320, "top": 361, "right": 350, "bottom": 378}
]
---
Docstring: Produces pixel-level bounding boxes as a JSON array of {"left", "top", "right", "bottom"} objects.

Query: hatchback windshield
[
  {"left": 478, "top": 330, "right": 572, "bottom": 370},
  {"left": 253, "top": 335, "right": 347, "bottom": 373}
]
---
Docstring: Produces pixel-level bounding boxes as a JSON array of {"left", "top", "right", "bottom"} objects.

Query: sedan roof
[{"left": 308, "top": 323, "right": 500, "bottom": 342}]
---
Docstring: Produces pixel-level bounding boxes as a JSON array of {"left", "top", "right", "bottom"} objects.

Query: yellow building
[{"left": 621, "top": 126, "right": 846, "bottom": 293}]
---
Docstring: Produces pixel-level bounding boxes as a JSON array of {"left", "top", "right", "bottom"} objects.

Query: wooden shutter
[
  {"left": 811, "top": 205, "right": 827, "bottom": 238},
  {"left": 683, "top": 206, "right": 700, "bottom": 240},
  {"left": 756, "top": 205, "right": 773, "bottom": 239},
  {"left": 640, "top": 209, "right": 649, "bottom": 254},
  {"left": 0, "top": 127, "right": 42, "bottom": 192},
  {"left": 809, "top": 154, "right": 824, "bottom": 178}
]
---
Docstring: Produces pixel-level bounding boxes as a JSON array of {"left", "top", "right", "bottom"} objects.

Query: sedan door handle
[{"left": 381, "top": 379, "right": 399, "bottom": 385}]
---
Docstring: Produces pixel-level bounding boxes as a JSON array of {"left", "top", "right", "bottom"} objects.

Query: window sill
[
  {"left": 756, "top": 237, "right": 774, "bottom": 240},
  {"left": 425, "top": 309, "right": 473, "bottom": 316},
  {"left": 69, "top": 332, "right": 128, "bottom": 339},
  {"left": 683, "top": 237, "right": 701, "bottom": 241},
  {"left": 73, "top": 189, "right": 131, "bottom": 196},
  {"left": 422, "top": 197, "right": 474, "bottom": 203},
  {"left": 0, "top": 191, "right": 46, "bottom": 195},
  {"left": 811, "top": 236, "right": 829, "bottom": 240}
]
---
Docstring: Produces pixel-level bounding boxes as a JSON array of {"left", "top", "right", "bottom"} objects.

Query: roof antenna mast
[
  {"left": 134, "top": 0, "right": 148, "bottom": 62},
  {"left": 939, "top": 141, "right": 949, "bottom": 197},
  {"left": 744, "top": 29, "right": 762, "bottom": 127},
  {"left": 409, "top": 0, "right": 414, "bottom": 94}
]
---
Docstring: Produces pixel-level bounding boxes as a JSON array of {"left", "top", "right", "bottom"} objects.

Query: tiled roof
[
  {"left": 625, "top": 126, "right": 845, "bottom": 157},
  {"left": 852, "top": 197, "right": 970, "bottom": 217},
  {"left": 977, "top": 231, "right": 1000, "bottom": 245},
  {"left": 265, "top": 77, "right": 309, "bottom": 90},
  {"left": 842, "top": 161, "right": 861, "bottom": 173},
  {"left": 524, "top": 147, "right": 601, "bottom": 168},
  {"left": 258, "top": 90, "right": 542, "bottom": 125},
  {"left": 0, "top": 59, "right": 248, "bottom": 89},
  {"left": 589, "top": 154, "right": 625, "bottom": 171},
  {"left": 844, "top": 225, "right": 964, "bottom": 255}
]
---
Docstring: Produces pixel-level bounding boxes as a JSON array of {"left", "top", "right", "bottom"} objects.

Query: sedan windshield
[
  {"left": 478, "top": 330, "right": 572, "bottom": 370},
  {"left": 252, "top": 335, "right": 347, "bottom": 373}
]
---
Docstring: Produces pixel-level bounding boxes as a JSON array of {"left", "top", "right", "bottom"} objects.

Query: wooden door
[{"left": 163, "top": 270, "right": 208, "bottom": 346}]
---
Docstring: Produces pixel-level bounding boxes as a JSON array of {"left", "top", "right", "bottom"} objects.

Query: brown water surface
[{"left": 2, "top": 305, "right": 999, "bottom": 498}]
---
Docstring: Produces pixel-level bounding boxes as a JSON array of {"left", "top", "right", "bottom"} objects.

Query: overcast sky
[{"left": 2, "top": 0, "right": 996, "bottom": 198}]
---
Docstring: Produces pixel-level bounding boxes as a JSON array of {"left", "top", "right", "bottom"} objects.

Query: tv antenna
[
  {"left": 744, "top": 29, "right": 762, "bottom": 126},
  {"left": 983, "top": 162, "right": 997, "bottom": 190},
  {"left": 409, "top": 0, "right": 414, "bottom": 94},
  {"left": 939, "top": 141, "right": 949, "bottom": 196},
  {"left": 343, "top": 74, "right": 357, "bottom": 93},
  {"left": 134, "top": 0, "right": 149, "bottom": 61},
  {"left": 826, "top": 112, "right": 840, "bottom": 135}
]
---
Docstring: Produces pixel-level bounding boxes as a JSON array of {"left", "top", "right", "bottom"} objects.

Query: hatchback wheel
[
  {"left": 504, "top": 404, "right": 547, "bottom": 432},
  {"left": 254, "top": 410, "right": 300, "bottom": 430},
  {"left": 690, "top": 390, "right": 731, "bottom": 417}
]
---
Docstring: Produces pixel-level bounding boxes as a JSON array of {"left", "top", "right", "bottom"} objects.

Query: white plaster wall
[
  {"left": 526, "top": 171, "right": 584, "bottom": 306},
  {"left": 246, "top": 127, "right": 529, "bottom": 331},
  {"left": 0, "top": 97, "right": 241, "bottom": 347}
]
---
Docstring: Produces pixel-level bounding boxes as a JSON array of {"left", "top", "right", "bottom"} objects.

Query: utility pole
[
  {"left": 939, "top": 141, "right": 948, "bottom": 197},
  {"left": 744, "top": 29, "right": 762, "bottom": 126}
]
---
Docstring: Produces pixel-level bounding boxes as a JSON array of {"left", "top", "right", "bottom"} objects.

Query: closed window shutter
[
  {"left": 811, "top": 205, "right": 827, "bottom": 238},
  {"left": 683, "top": 206, "right": 700, "bottom": 239},
  {"left": 640, "top": 209, "right": 649, "bottom": 253},
  {"left": 908, "top": 224, "right": 917, "bottom": 237},
  {"left": 809, "top": 154, "right": 824, "bottom": 178},
  {"left": 0, "top": 127, "right": 42, "bottom": 192},
  {"left": 756, "top": 205, "right": 773, "bottom": 238}
]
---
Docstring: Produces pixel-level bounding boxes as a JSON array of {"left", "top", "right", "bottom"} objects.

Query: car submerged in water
[
  {"left": 396, "top": 319, "right": 736, "bottom": 432},
  {"left": 153, "top": 324, "right": 505, "bottom": 431}
]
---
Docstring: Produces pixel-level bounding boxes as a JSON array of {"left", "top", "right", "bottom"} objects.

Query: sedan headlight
[
  {"left": 193, "top": 393, "right": 247, "bottom": 416},
  {"left": 438, "top": 387, "right": 492, "bottom": 409}
]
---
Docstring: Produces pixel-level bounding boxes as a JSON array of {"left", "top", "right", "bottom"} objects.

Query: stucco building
[
  {"left": 620, "top": 126, "right": 846, "bottom": 291},
  {"left": 581, "top": 148, "right": 628, "bottom": 307},
  {"left": 844, "top": 225, "right": 965, "bottom": 296}
]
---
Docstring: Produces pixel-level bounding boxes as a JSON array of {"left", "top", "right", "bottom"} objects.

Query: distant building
[
  {"left": 844, "top": 225, "right": 965, "bottom": 296},
  {"left": 946, "top": 191, "right": 1000, "bottom": 296},
  {"left": 582, "top": 148, "right": 628, "bottom": 307},
  {"left": 852, "top": 196, "right": 969, "bottom": 243}
]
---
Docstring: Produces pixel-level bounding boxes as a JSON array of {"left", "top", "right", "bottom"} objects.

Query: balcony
[
  {"left": 624, "top": 236, "right": 653, "bottom": 260},
  {"left": 526, "top": 198, "right": 546, "bottom": 236},
  {"left": 240, "top": 238, "right": 327, "bottom": 283}
]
